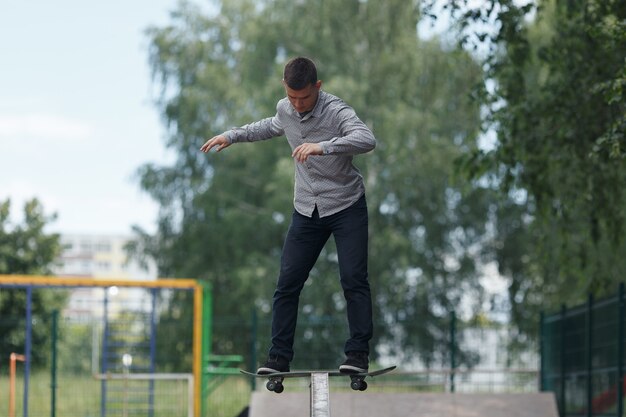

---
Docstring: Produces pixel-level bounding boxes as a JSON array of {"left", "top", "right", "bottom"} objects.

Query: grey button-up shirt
[{"left": 223, "top": 91, "right": 376, "bottom": 218}]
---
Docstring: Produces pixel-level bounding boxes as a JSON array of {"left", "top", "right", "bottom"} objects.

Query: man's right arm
[
  {"left": 224, "top": 116, "right": 284, "bottom": 144},
  {"left": 201, "top": 112, "right": 284, "bottom": 153}
]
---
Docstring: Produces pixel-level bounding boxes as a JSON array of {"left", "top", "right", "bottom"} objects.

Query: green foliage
[
  {"left": 136, "top": 0, "right": 489, "bottom": 367},
  {"left": 0, "top": 198, "right": 61, "bottom": 275},
  {"left": 56, "top": 318, "right": 93, "bottom": 374},
  {"left": 0, "top": 198, "right": 66, "bottom": 367},
  {"left": 153, "top": 290, "right": 195, "bottom": 372},
  {"left": 431, "top": 0, "right": 626, "bottom": 331}
]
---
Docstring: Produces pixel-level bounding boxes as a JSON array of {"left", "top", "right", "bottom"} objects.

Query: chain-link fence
[{"left": 215, "top": 310, "right": 539, "bottom": 395}]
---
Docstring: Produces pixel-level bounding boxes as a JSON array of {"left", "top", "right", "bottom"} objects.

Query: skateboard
[{"left": 240, "top": 365, "right": 396, "bottom": 393}]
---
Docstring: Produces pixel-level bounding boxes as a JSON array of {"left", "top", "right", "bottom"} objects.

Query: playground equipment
[
  {"left": 0, "top": 275, "right": 215, "bottom": 417},
  {"left": 8, "top": 353, "right": 26, "bottom": 417}
]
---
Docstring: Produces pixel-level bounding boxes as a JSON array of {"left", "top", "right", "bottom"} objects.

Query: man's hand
[
  {"left": 200, "top": 135, "right": 230, "bottom": 153},
  {"left": 292, "top": 143, "right": 323, "bottom": 162}
]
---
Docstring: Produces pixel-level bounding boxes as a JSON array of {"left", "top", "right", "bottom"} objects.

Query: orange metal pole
[
  {"left": 9, "top": 354, "right": 16, "bottom": 417},
  {"left": 193, "top": 283, "right": 202, "bottom": 417},
  {"left": 9, "top": 353, "right": 25, "bottom": 417}
]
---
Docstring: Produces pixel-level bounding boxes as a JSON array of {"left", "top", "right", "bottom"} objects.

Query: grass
[
  {"left": 4, "top": 372, "right": 101, "bottom": 417},
  {"left": 205, "top": 376, "right": 251, "bottom": 417},
  {"left": 3, "top": 371, "right": 251, "bottom": 417}
]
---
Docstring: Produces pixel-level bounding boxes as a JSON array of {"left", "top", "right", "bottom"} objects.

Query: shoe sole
[
  {"left": 257, "top": 367, "right": 288, "bottom": 374},
  {"left": 339, "top": 364, "right": 368, "bottom": 373}
]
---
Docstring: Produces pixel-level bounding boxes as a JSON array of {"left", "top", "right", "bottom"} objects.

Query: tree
[
  {"left": 0, "top": 198, "right": 65, "bottom": 367},
  {"left": 427, "top": 0, "right": 626, "bottom": 333},
  {"left": 136, "top": 0, "right": 489, "bottom": 368}
]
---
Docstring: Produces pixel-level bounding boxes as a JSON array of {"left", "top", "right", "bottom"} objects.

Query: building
[{"left": 53, "top": 234, "right": 158, "bottom": 319}]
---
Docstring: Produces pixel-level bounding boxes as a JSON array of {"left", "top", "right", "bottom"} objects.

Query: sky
[
  {"left": 0, "top": 1, "right": 470, "bottom": 237},
  {"left": 0, "top": 0, "right": 189, "bottom": 235}
]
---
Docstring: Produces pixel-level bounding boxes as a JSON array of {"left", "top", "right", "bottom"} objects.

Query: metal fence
[
  {"left": 1, "top": 276, "right": 540, "bottom": 417},
  {"left": 215, "top": 311, "right": 540, "bottom": 395},
  {"left": 541, "top": 283, "right": 626, "bottom": 417}
]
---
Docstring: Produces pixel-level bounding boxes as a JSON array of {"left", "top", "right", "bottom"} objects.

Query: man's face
[{"left": 284, "top": 80, "right": 322, "bottom": 113}]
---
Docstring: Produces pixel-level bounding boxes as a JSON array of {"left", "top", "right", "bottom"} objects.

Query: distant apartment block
[
  {"left": 54, "top": 234, "right": 156, "bottom": 280},
  {"left": 53, "top": 234, "right": 158, "bottom": 319}
]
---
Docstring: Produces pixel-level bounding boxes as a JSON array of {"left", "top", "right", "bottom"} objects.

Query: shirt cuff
[
  {"left": 320, "top": 141, "right": 332, "bottom": 155},
  {"left": 222, "top": 131, "right": 236, "bottom": 144}
]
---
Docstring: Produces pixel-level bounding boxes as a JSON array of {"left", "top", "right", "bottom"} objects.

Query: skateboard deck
[{"left": 240, "top": 365, "right": 396, "bottom": 393}]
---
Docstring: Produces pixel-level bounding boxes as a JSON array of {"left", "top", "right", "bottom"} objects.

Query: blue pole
[
  {"left": 51, "top": 310, "right": 59, "bottom": 417},
  {"left": 101, "top": 289, "right": 109, "bottom": 417},
  {"left": 24, "top": 286, "right": 32, "bottom": 417},
  {"left": 149, "top": 288, "right": 157, "bottom": 417}
]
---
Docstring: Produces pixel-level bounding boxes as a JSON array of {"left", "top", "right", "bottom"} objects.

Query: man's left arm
[
  {"left": 292, "top": 106, "right": 376, "bottom": 162},
  {"left": 319, "top": 106, "right": 376, "bottom": 155}
]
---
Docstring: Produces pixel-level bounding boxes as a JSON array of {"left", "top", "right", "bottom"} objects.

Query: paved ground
[{"left": 250, "top": 392, "right": 559, "bottom": 417}]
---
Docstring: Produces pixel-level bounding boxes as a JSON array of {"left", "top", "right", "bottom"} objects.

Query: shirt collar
[{"left": 298, "top": 90, "right": 325, "bottom": 121}]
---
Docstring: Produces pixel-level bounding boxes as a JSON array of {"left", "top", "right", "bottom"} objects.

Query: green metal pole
[
  {"left": 618, "top": 283, "right": 624, "bottom": 417},
  {"left": 50, "top": 310, "right": 58, "bottom": 417},
  {"left": 250, "top": 309, "right": 258, "bottom": 391},
  {"left": 560, "top": 304, "right": 566, "bottom": 417},
  {"left": 450, "top": 311, "right": 456, "bottom": 393},
  {"left": 539, "top": 310, "right": 546, "bottom": 392},
  {"left": 586, "top": 294, "right": 592, "bottom": 417}
]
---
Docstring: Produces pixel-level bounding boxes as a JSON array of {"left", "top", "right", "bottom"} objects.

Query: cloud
[
  {"left": 0, "top": 113, "right": 94, "bottom": 143},
  {"left": 0, "top": 177, "right": 159, "bottom": 235}
]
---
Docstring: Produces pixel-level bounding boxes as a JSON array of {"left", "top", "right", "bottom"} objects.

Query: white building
[
  {"left": 54, "top": 234, "right": 156, "bottom": 280},
  {"left": 53, "top": 234, "right": 158, "bottom": 319}
]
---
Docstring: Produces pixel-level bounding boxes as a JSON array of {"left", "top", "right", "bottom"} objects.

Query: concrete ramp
[{"left": 250, "top": 392, "right": 559, "bottom": 417}]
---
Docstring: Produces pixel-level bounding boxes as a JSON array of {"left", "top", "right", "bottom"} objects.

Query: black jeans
[{"left": 269, "top": 195, "right": 373, "bottom": 362}]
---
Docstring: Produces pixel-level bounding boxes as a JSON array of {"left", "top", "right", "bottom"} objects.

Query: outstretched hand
[
  {"left": 200, "top": 135, "right": 230, "bottom": 153},
  {"left": 292, "top": 143, "right": 323, "bottom": 162}
]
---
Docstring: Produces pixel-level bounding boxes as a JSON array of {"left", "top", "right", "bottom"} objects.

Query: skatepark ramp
[{"left": 249, "top": 392, "right": 559, "bottom": 417}]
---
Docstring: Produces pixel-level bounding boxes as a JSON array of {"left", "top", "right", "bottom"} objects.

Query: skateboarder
[{"left": 201, "top": 56, "right": 376, "bottom": 374}]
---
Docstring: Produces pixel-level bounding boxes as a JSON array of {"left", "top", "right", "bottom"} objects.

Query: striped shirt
[{"left": 223, "top": 91, "right": 376, "bottom": 218}]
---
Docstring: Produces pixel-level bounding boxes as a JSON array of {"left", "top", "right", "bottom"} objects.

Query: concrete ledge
[{"left": 250, "top": 392, "right": 559, "bottom": 417}]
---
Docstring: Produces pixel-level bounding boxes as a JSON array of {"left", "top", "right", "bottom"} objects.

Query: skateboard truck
[
  {"left": 266, "top": 375, "right": 285, "bottom": 393},
  {"left": 263, "top": 372, "right": 368, "bottom": 393},
  {"left": 349, "top": 374, "right": 367, "bottom": 391}
]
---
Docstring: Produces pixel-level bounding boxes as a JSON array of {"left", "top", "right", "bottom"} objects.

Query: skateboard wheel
[
  {"left": 350, "top": 380, "right": 362, "bottom": 391},
  {"left": 266, "top": 381, "right": 277, "bottom": 391},
  {"left": 359, "top": 381, "right": 367, "bottom": 391},
  {"left": 274, "top": 383, "right": 284, "bottom": 393}
]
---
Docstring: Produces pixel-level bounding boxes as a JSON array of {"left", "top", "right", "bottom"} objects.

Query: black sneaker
[
  {"left": 339, "top": 351, "right": 369, "bottom": 374},
  {"left": 257, "top": 355, "right": 290, "bottom": 374}
]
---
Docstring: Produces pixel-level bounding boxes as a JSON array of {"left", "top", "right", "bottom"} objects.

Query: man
[{"left": 200, "top": 57, "right": 376, "bottom": 374}]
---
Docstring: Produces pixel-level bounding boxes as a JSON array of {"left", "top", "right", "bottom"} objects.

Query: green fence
[
  {"left": 541, "top": 283, "right": 626, "bottom": 417},
  {"left": 216, "top": 310, "right": 539, "bottom": 394}
]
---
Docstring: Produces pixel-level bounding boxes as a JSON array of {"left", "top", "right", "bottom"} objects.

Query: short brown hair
[{"left": 283, "top": 57, "right": 318, "bottom": 90}]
